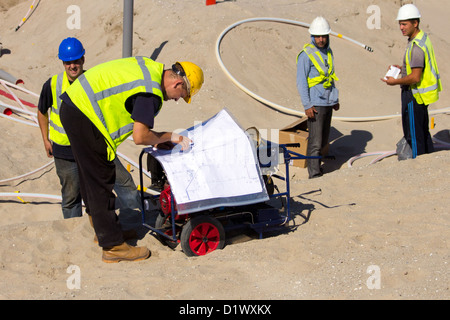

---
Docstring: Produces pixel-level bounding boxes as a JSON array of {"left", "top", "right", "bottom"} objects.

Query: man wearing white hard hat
[
  {"left": 382, "top": 4, "right": 441, "bottom": 158},
  {"left": 296, "top": 16, "right": 340, "bottom": 179}
]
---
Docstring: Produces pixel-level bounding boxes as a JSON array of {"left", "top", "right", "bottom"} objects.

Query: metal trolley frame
[{"left": 138, "top": 143, "right": 323, "bottom": 256}]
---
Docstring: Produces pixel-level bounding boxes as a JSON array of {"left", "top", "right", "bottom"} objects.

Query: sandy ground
[{"left": 0, "top": 0, "right": 449, "bottom": 300}]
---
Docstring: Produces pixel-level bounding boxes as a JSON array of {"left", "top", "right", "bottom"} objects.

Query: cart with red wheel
[{"left": 138, "top": 142, "right": 324, "bottom": 257}]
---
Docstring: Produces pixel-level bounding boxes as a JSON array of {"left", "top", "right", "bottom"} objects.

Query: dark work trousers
[
  {"left": 307, "top": 106, "right": 333, "bottom": 179},
  {"left": 147, "top": 154, "right": 165, "bottom": 183},
  {"left": 401, "top": 88, "right": 434, "bottom": 157},
  {"left": 60, "top": 102, "right": 124, "bottom": 248}
]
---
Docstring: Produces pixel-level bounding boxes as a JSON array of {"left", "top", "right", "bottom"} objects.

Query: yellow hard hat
[{"left": 176, "top": 61, "right": 204, "bottom": 103}]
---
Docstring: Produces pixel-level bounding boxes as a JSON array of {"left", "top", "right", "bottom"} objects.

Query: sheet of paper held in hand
[
  {"left": 384, "top": 65, "right": 401, "bottom": 80},
  {"left": 148, "top": 108, "right": 269, "bottom": 214}
]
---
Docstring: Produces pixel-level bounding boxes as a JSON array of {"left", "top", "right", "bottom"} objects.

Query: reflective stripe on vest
[
  {"left": 405, "top": 31, "right": 441, "bottom": 105},
  {"left": 297, "top": 43, "right": 338, "bottom": 88},
  {"left": 66, "top": 56, "right": 164, "bottom": 160},
  {"left": 49, "top": 71, "right": 71, "bottom": 145}
]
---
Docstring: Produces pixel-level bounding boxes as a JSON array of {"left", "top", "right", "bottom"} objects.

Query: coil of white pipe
[{"left": 215, "top": 17, "right": 450, "bottom": 121}]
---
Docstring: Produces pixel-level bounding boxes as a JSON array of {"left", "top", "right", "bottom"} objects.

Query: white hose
[
  {"left": 369, "top": 151, "right": 397, "bottom": 164},
  {"left": 0, "top": 192, "right": 61, "bottom": 201},
  {"left": 0, "top": 79, "right": 39, "bottom": 98},
  {"left": 15, "top": 0, "right": 41, "bottom": 32},
  {"left": 0, "top": 160, "right": 54, "bottom": 184},
  {"left": 0, "top": 152, "right": 148, "bottom": 184},
  {"left": 0, "top": 151, "right": 148, "bottom": 185},
  {"left": 347, "top": 139, "right": 450, "bottom": 167},
  {"left": 0, "top": 82, "right": 152, "bottom": 205},
  {"left": 0, "top": 100, "right": 38, "bottom": 124},
  {"left": 0, "top": 80, "right": 38, "bottom": 124},
  {"left": 215, "top": 17, "right": 450, "bottom": 121},
  {"left": 0, "top": 116, "right": 149, "bottom": 184},
  {"left": 0, "top": 101, "right": 36, "bottom": 117},
  {"left": 347, "top": 151, "right": 396, "bottom": 167},
  {"left": 0, "top": 112, "right": 39, "bottom": 127}
]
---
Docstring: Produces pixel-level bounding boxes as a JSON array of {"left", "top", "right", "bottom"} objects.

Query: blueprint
[{"left": 148, "top": 108, "right": 269, "bottom": 214}]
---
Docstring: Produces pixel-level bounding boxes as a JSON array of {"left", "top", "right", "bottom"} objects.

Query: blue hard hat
[{"left": 58, "top": 37, "right": 85, "bottom": 61}]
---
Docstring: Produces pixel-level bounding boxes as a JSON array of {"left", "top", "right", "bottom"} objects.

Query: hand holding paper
[{"left": 384, "top": 65, "right": 401, "bottom": 80}]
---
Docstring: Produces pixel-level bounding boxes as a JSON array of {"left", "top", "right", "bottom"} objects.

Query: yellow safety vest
[
  {"left": 297, "top": 43, "right": 338, "bottom": 88},
  {"left": 65, "top": 56, "right": 164, "bottom": 161},
  {"left": 405, "top": 30, "right": 441, "bottom": 105},
  {"left": 49, "top": 71, "right": 71, "bottom": 145}
]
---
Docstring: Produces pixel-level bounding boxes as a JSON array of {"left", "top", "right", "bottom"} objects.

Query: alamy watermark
[
  {"left": 66, "top": 5, "right": 81, "bottom": 30},
  {"left": 366, "top": 265, "right": 381, "bottom": 289},
  {"left": 168, "top": 126, "right": 280, "bottom": 171},
  {"left": 64, "top": 4, "right": 394, "bottom": 33},
  {"left": 66, "top": 264, "right": 81, "bottom": 290},
  {"left": 366, "top": 5, "right": 381, "bottom": 30}
]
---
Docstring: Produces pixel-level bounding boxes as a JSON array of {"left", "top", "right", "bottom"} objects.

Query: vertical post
[{"left": 122, "top": 0, "right": 134, "bottom": 58}]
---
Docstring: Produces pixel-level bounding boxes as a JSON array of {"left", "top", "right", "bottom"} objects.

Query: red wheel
[{"left": 180, "top": 215, "right": 225, "bottom": 256}]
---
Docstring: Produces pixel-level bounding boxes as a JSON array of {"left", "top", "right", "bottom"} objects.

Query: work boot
[{"left": 102, "top": 242, "right": 150, "bottom": 263}]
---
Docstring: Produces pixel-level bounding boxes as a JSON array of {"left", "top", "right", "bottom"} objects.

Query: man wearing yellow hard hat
[{"left": 59, "top": 56, "right": 204, "bottom": 263}]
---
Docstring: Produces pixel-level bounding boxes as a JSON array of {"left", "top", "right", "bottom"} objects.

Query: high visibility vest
[
  {"left": 65, "top": 56, "right": 164, "bottom": 161},
  {"left": 297, "top": 43, "right": 339, "bottom": 88},
  {"left": 49, "top": 71, "right": 71, "bottom": 145},
  {"left": 405, "top": 30, "right": 442, "bottom": 105}
]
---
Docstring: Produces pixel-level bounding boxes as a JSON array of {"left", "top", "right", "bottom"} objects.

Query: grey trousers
[{"left": 306, "top": 106, "right": 333, "bottom": 179}]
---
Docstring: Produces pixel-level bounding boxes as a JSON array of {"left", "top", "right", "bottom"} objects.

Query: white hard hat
[
  {"left": 396, "top": 4, "right": 421, "bottom": 20},
  {"left": 308, "top": 16, "right": 331, "bottom": 35}
]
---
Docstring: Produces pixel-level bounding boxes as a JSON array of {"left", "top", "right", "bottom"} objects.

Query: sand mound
[{"left": 0, "top": 0, "right": 449, "bottom": 300}]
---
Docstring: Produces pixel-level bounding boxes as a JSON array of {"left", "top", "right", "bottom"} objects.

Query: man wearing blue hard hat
[
  {"left": 56, "top": 37, "right": 85, "bottom": 81},
  {"left": 37, "top": 37, "right": 142, "bottom": 241}
]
